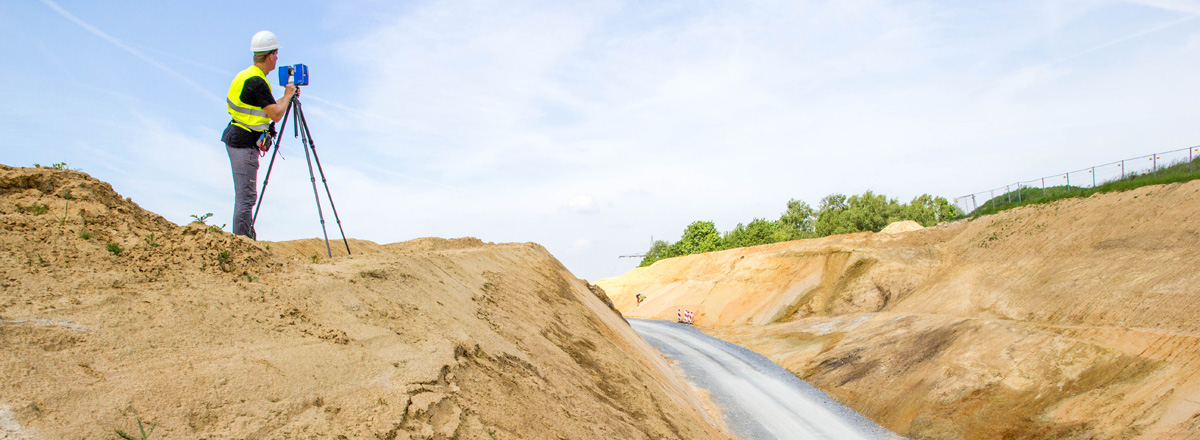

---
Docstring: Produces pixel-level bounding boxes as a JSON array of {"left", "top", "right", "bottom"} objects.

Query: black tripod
[{"left": 252, "top": 92, "right": 350, "bottom": 258}]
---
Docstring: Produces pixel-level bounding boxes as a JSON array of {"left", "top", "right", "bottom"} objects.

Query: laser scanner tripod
[{"left": 251, "top": 92, "right": 351, "bottom": 258}]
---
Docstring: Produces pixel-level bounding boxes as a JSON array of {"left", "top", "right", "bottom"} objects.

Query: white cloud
[
  {"left": 265, "top": 1, "right": 1200, "bottom": 280},
  {"left": 567, "top": 195, "right": 596, "bottom": 213},
  {"left": 566, "top": 238, "right": 592, "bottom": 255}
]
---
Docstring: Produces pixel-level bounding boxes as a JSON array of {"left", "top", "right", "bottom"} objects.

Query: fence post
[
  {"left": 1121, "top": 160, "right": 1125, "bottom": 180},
  {"left": 1007, "top": 185, "right": 1011, "bottom": 204},
  {"left": 1092, "top": 167, "right": 1096, "bottom": 188},
  {"left": 1042, "top": 177, "right": 1046, "bottom": 197},
  {"left": 1154, "top": 155, "right": 1158, "bottom": 177},
  {"left": 1066, "top": 174, "right": 1070, "bottom": 193},
  {"left": 1017, "top": 182, "right": 1022, "bottom": 203},
  {"left": 971, "top": 194, "right": 976, "bottom": 213},
  {"left": 1191, "top": 148, "right": 1194, "bottom": 174},
  {"left": 991, "top": 190, "right": 995, "bottom": 209}
]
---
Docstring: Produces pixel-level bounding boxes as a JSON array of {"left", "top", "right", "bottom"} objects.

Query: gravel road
[{"left": 630, "top": 319, "right": 904, "bottom": 440}]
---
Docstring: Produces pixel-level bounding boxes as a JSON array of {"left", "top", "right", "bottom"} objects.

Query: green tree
[
  {"left": 777, "top": 199, "right": 815, "bottom": 240},
  {"left": 903, "top": 194, "right": 959, "bottom": 226},
  {"left": 815, "top": 193, "right": 851, "bottom": 236},
  {"left": 815, "top": 191, "right": 903, "bottom": 236},
  {"left": 639, "top": 190, "right": 960, "bottom": 265},
  {"left": 722, "top": 218, "right": 780, "bottom": 249},
  {"left": 674, "top": 221, "right": 722, "bottom": 255},
  {"left": 639, "top": 240, "right": 673, "bottom": 267},
  {"left": 844, "top": 190, "right": 902, "bottom": 232}
]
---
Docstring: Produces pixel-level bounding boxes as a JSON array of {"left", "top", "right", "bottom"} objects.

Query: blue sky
[{"left": 3, "top": 0, "right": 1200, "bottom": 281}]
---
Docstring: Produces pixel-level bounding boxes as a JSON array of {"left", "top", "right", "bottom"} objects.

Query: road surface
[{"left": 630, "top": 319, "right": 903, "bottom": 440}]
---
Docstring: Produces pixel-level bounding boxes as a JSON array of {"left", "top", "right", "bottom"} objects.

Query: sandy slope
[
  {"left": 598, "top": 180, "right": 1200, "bottom": 439},
  {"left": 0, "top": 166, "right": 731, "bottom": 439}
]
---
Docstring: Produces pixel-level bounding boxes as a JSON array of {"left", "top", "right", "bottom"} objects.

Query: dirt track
[
  {"left": 599, "top": 181, "right": 1200, "bottom": 439},
  {"left": 0, "top": 166, "right": 732, "bottom": 439},
  {"left": 629, "top": 319, "right": 901, "bottom": 440}
]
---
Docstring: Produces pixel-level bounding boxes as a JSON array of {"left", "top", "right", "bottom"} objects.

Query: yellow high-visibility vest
[{"left": 226, "top": 66, "right": 273, "bottom": 132}]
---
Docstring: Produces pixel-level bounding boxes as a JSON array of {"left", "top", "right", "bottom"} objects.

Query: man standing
[{"left": 222, "top": 30, "right": 296, "bottom": 239}]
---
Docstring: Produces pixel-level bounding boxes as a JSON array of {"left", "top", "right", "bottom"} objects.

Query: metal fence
[{"left": 954, "top": 145, "right": 1200, "bottom": 215}]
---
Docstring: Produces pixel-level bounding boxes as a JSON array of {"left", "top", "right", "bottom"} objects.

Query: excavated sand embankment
[
  {"left": 599, "top": 180, "right": 1200, "bottom": 439},
  {"left": 0, "top": 165, "right": 731, "bottom": 439}
]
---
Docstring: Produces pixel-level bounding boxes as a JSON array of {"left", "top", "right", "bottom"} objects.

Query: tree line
[{"left": 639, "top": 191, "right": 959, "bottom": 267}]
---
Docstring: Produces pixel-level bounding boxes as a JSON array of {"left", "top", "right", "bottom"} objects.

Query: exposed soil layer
[
  {"left": 599, "top": 179, "right": 1200, "bottom": 439},
  {"left": 0, "top": 166, "right": 731, "bottom": 440}
]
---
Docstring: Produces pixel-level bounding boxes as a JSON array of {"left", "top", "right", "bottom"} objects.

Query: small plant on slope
[
  {"left": 115, "top": 419, "right": 156, "bottom": 440},
  {"left": 19, "top": 204, "right": 49, "bottom": 215}
]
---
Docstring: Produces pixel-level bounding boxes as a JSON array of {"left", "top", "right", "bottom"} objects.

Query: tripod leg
[
  {"left": 293, "top": 99, "right": 334, "bottom": 258},
  {"left": 251, "top": 100, "right": 293, "bottom": 230},
  {"left": 295, "top": 101, "right": 352, "bottom": 256}
]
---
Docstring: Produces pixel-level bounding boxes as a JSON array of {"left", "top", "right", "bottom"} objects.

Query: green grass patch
[
  {"left": 106, "top": 242, "right": 123, "bottom": 255},
  {"left": 967, "top": 157, "right": 1200, "bottom": 217},
  {"left": 19, "top": 204, "right": 49, "bottom": 215}
]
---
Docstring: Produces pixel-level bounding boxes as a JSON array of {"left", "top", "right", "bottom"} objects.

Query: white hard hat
[{"left": 250, "top": 30, "right": 279, "bottom": 52}]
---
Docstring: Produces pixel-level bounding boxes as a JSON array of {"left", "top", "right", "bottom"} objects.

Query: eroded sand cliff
[{"left": 599, "top": 180, "right": 1200, "bottom": 439}]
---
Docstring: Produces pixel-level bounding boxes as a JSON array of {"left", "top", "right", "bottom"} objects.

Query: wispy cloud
[
  {"left": 316, "top": 0, "right": 1200, "bottom": 280},
  {"left": 30, "top": 0, "right": 1200, "bottom": 281},
  {"left": 1054, "top": 14, "right": 1198, "bottom": 64},
  {"left": 1128, "top": 0, "right": 1200, "bottom": 15},
  {"left": 37, "top": 0, "right": 220, "bottom": 103}
]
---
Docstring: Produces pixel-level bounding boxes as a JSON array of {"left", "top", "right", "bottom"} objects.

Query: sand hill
[
  {"left": 598, "top": 180, "right": 1200, "bottom": 439},
  {"left": 0, "top": 165, "right": 731, "bottom": 439}
]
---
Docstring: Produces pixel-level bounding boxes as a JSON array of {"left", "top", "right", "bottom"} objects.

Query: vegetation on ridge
[
  {"left": 969, "top": 156, "right": 1200, "bottom": 217},
  {"left": 640, "top": 191, "right": 958, "bottom": 267},
  {"left": 642, "top": 155, "right": 1200, "bottom": 267}
]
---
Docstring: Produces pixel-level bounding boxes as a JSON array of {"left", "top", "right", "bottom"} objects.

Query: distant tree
[
  {"left": 638, "top": 222, "right": 723, "bottom": 267},
  {"left": 674, "top": 221, "right": 722, "bottom": 255},
  {"left": 639, "top": 240, "right": 672, "bottom": 267},
  {"left": 815, "top": 193, "right": 852, "bottom": 236},
  {"left": 816, "top": 191, "right": 905, "bottom": 235},
  {"left": 904, "top": 194, "right": 959, "bottom": 226},
  {"left": 777, "top": 199, "right": 815, "bottom": 240},
  {"left": 639, "top": 190, "right": 958, "bottom": 264},
  {"left": 844, "top": 190, "right": 902, "bottom": 232},
  {"left": 722, "top": 218, "right": 780, "bottom": 249},
  {"left": 937, "top": 197, "right": 961, "bottom": 221}
]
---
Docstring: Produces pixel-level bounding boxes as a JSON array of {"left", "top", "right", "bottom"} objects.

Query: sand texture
[
  {"left": 0, "top": 165, "right": 731, "bottom": 440},
  {"left": 599, "top": 180, "right": 1200, "bottom": 439}
]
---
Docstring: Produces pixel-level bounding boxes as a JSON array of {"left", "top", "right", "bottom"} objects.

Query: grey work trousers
[{"left": 226, "top": 145, "right": 259, "bottom": 239}]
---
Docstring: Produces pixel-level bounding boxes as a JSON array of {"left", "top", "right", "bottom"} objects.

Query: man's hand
[{"left": 265, "top": 84, "right": 298, "bottom": 122}]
